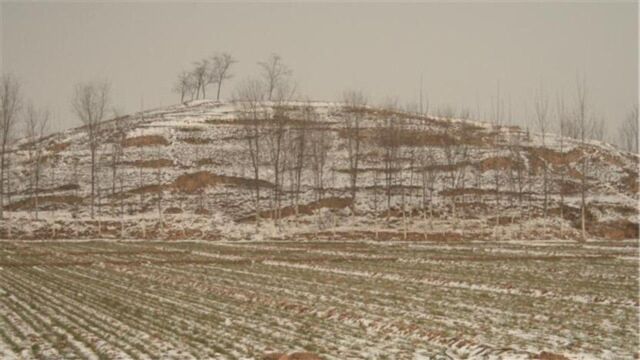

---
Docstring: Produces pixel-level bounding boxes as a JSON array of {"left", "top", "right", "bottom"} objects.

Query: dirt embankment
[
  {"left": 4, "top": 195, "right": 83, "bottom": 211},
  {"left": 48, "top": 142, "right": 71, "bottom": 152},
  {"left": 338, "top": 127, "right": 489, "bottom": 148},
  {"left": 237, "top": 197, "right": 353, "bottom": 222},
  {"left": 180, "top": 137, "right": 214, "bottom": 145},
  {"left": 172, "top": 171, "right": 274, "bottom": 193},
  {"left": 122, "top": 135, "right": 169, "bottom": 148}
]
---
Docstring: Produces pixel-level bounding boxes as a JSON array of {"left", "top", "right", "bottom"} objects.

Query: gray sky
[{"left": 1, "top": 1, "right": 637, "bottom": 139}]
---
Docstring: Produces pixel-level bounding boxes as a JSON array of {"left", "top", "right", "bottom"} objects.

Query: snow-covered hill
[{"left": 2, "top": 100, "right": 638, "bottom": 241}]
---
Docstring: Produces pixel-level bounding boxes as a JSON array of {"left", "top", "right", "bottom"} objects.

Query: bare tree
[
  {"left": 209, "top": 53, "right": 237, "bottom": 101},
  {"left": 155, "top": 148, "right": 164, "bottom": 234},
  {"left": 440, "top": 117, "right": 470, "bottom": 224},
  {"left": 534, "top": 85, "right": 550, "bottom": 222},
  {"left": 192, "top": 60, "right": 209, "bottom": 99},
  {"left": 309, "top": 118, "right": 332, "bottom": 202},
  {"left": 23, "top": 103, "right": 49, "bottom": 220},
  {"left": 619, "top": 105, "right": 639, "bottom": 153},
  {"left": 234, "top": 78, "right": 266, "bottom": 230},
  {"left": 490, "top": 83, "right": 504, "bottom": 239},
  {"left": 591, "top": 115, "right": 606, "bottom": 142},
  {"left": 266, "top": 105, "right": 289, "bottom": 226},
  {"left": 72, "top": 157, "right": 80, "bottom": 219},
  {"left": 418, "top": 143, "right": 437, "bottom": 240},
  {"left": 72, "top": 80, "right": 110, "bottom": 219},
  {"left": 109, "top": 110, "right": 126, "bottom": 195},
  {"left": 0, "top": 75, "right": 22, "bottom": 219},
  {"left": 342, "top": 90, "right": 367, "bottom": 214},
  {"left": 403, "top": 141, "right": 417, "bottom": 240},
  {"left": 258, "top": 54, "right": 292, "bottom": 101},
  {"left": 174, "top": 71, "right": 195, "bottom": 103},
  {"left": 556, "top": 95, "right": 568, "bottom": 236},
  {"left": 290, "top": 102, "right": 313, "bottom": 215},
  {"left": 265, "top": 80, "right": 297, "bottom": 226},
  {"left": 377, "top": 110, "right": 400, "bottom": 221},
  {"left": 506, "top": 125, "right": 526, "bottom": 236},
  {"left": 574, "top": 77, "right": 590, "bottom": 240}
]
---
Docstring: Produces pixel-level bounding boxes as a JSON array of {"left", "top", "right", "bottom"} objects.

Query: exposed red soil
[
  {"left": 122, "top": 135, "right": 169, "bottom": 148},
  {"left": 587, "top": 220, "right": 639, "bottom": 240},
  {"left": 288, "top": 353, "right": 323, "bottom": 360},
  {"left": 164, "top": 207, "right": 183, "bottom": 214},
  {"left": 338, "top": 127, "right": 488, "bottom": 148},
  {"left": 236, "top": 197, "right": 353, "bottom": 222},
  {"left": 535, "top": 351, "right": 569, "bottom": 360},
  {"left": 558, "top": 180, "right": 581, "bottom": 195},
  {"left": 4, "top": 195, "right": 83, "bottom": 211},
  {"left": 177, "top": 127, "right": 204, "bottom": 132},
  {"left": 477, "top": 156, "right": 519, "bottom": 172},
  {"left": 180, "top": 137, "right": 214, "bottom": 145},
  {"left": 529, "top": 147, "right": 585, "bottom": 168},
  {"left": 194, "top": 207, "right": 211, "bottom": 215},
  {"left": 129, "top": 184, "right": 164, "bottom": 194},
  {"left": 48, "top": 142, "right": 70, "bottom": 152},
  {"left": 14, "top": 183, "right": 79, "bottom": 196},
  {"left": 262, "top": 353, "right": 288, "bottom": 360},
  {"left": 621, "top": 170, "right": 639, "bottom": 193},
  {"left": 262, "top": 352, "right": 322, "bottom": 360},
  {"left": 440, "top": 187, "right": 521, "bottom": 197},
  {"left": 172, "top": 171, "right": 273, "bottom": 194}
]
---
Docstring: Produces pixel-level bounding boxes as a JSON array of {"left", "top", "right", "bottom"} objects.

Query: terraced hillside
[{"left": 2, "top": 100, "right": 638, "bottom": 240}]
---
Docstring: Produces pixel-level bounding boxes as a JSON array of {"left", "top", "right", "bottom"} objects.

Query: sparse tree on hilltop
[
  {"left": 258, "top": 54, "right": 292, "bottom": 101},
  {"left": 209, "top": 53, "right": 237, "bottom": 101},
  {"left": 619, "top": 105, "right": 638, "bottom": 154},
  {"left": 192, "top": 60, "right": 209, "bottom": 100},
  {"left": 174, "top": 71, "right": 195, "bottom": 103}
]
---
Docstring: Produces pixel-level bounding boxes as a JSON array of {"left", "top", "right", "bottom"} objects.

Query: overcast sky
[{"left": 1, "top": 1, "right": 637, "bottom": 139}]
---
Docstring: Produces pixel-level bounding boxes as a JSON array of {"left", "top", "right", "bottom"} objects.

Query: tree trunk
[
  {"left": 34, "top": 165, "right": 39, "bottom": 221},
  {"left": 581, "top": 156, "right": 587, "bottom": 240},
  {"left": 0, "top": 147, "right": 5, "bottom": 219}
]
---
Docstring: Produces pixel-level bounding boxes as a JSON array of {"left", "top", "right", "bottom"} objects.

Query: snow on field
[{"left": 0, "top": 239, "right": 637, "bottom": 359}]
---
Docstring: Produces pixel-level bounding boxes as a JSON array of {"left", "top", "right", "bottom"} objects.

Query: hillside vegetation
[{"left": 2, "top": 100, "right": 638, "bottom": 241}]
